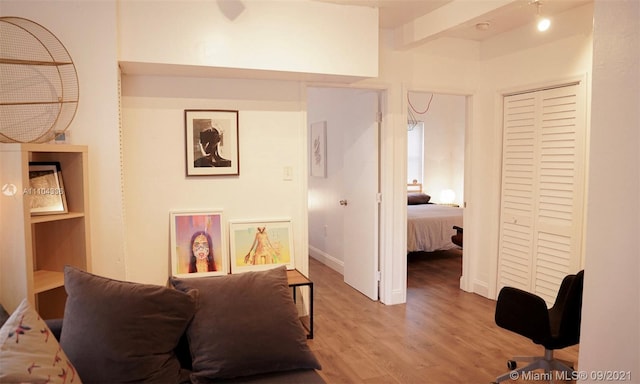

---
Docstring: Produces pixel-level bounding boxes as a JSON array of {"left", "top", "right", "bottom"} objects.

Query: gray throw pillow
[
  {"left": 60, "top": 266, "right": 197, "bottom": 383},
  {"left": 171, "top": 266, "right": 321, "bottom": 382},
  {"left": 0, "top": 303, "right": 9, "bottom": 327}
]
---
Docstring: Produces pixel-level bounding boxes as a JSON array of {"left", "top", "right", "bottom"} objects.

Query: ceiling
[{"left": 315, "top": 0, "right": 591, "bottom": 45}]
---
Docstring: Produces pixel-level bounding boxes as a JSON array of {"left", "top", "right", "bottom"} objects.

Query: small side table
[{"left": 286, "top": 269, "right": 314, "bottom": 339}]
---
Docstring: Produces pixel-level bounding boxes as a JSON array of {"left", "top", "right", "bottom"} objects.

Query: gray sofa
[{"left": 40, "top": 265, "right": 324, "bottom": 384}]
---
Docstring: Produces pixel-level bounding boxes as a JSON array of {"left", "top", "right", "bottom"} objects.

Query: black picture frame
[{"left": 185, "top": 109, "right": 239, "bottom": 176}]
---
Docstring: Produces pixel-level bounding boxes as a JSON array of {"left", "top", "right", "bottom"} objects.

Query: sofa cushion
[
  {"left": 0, "top": 299, "right": 81, "bottom": 384},
  {"left": 171, "top": 266, "right": 321, "bottom": 382},
  {"left": 0, "top": 303, "right": 9, "bottom": 327},
  {"left": 60, "top": 266, "right": 197, "bottom": 383}
]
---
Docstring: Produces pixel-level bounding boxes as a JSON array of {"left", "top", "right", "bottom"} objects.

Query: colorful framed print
[
  {"left": 28, "top": 162, "right": 68, "bottom": 215},
  {"left": 170, "top": 211, "right": 228, "bottom": 277},
  {"left": 185, "top": 109, "right": 239, "bottom": 176},
  {"left": 229, "top": 219, "right": 295, "bottom": 273}
]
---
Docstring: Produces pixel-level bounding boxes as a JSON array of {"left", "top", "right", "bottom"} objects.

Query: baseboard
[
  {"left": 309, "top": 245, "right": 344, "bottom": 275},
  {"left": 473, "top": 279, "right": 490, "bottom": 298},
  {"left": 381, "top": 288, "right": 406, "bottom": 305}
]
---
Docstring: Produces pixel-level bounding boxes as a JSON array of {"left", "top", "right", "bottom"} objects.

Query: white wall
[
  {"left": 464, "top": 19, "right": 594, "bottom": 297},
  {"left": 307, "top": 87, "right": 346, "bottom": 273},
  {"left": 118, "top": 0, "right": 378, "bottom": 80},
  {"left": 0, "top": 1, "right": 126, "bottom": 280},
  {"left": 121, "top": 75, "right": 308, "bottom": 284},
  {"left": 578, "top": 0, "right": 640, "bottom": 379}
]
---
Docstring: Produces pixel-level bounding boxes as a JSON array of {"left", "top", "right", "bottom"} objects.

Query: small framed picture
[
  {"left": 170, "top": 211, "right": 229, "bottom": 278},
  {"left": 185, "top": 109, "right": 239, "bottom": 176},
  {"left": 28, "top": 162, "right": 68, "bottom": 215},
  {"left": 229, "top": 219, "right": 295, "bottom": 274},
  {"left": 310, "top": 121, "right": 327, "bottom": 178}
]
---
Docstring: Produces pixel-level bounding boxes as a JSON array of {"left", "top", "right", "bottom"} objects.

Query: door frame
[
  {"left": 402, "top": 85, "right": 474, "bottom": 297},
  {"left": 305, "top": 83, "right": 391, "bottom": 302}
]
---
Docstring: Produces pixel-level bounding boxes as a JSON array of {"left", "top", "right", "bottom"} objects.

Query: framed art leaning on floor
[
  {"left": 229, "top": 219, "right": 295, "bottom": 274},
  {"left": 170, "top": 210, "right": 228, "bottom": 277}
]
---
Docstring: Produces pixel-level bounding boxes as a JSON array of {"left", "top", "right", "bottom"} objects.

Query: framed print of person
[
  {"left": 185, "top": 109, "right": 239, "bottom": 176},
  {"left": 229, "top": 219, "right": 295, "bottom": 274},
  {"left": 170, "top": 211, "right": 229, "bottom": 278}
]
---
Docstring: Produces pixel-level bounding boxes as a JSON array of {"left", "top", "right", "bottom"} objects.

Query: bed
[{"left": 407, "top": 183, "right": 463, "bottom": 252}]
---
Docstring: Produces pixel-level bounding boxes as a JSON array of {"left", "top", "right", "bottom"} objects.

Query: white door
[
  {"left": 341, "top": 89, "right": 380, "bottom": 300},
  {"left": 497, "top": 82, "right": 586, "bottom": 305}
]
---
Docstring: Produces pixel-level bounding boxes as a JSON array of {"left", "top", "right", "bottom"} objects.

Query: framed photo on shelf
[
  {"left": 185, "top": 109, "right": 239, "bottom": 176},
  {"left": 28, "top": 162, "right": 68, "bottom": 215},
  {"left": 310, "top": 121, "right": 327, "bottom": 178},
  {"left": 170, "top": 210, "right": 228, "bottom": 278},
  {"left": 229, "top": 219, "right": 295, "bottom": 274}
]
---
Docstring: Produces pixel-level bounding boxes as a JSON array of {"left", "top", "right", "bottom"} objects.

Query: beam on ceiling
[{"left": 393, "top": 0, "right": 518, "bottom": 49}]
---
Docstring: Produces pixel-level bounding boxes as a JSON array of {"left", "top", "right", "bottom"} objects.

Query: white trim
[{"left": 309, "top": 245, "right": 344, "bottom": 275}]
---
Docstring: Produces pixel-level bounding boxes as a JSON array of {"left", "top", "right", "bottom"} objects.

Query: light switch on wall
[{"left": 283, "top": 166, "right": 293, "bottom": 181}]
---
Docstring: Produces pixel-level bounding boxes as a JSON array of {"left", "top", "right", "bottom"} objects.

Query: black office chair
[{"left": 492, "top": 270, "right": 584, "bottom": 383}]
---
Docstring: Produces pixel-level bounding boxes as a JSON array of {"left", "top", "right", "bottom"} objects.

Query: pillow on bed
[{"left": 408, "top": 192, "right": 431, "bottom": 205}]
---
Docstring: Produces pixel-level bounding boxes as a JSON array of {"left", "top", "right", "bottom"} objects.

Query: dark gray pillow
[
  {"left": 0, "top": 303, "right": 9, "bottom": 327},
  {"left": 171, "top": 266, "right": 321, "bottom": 382},
  {"left": 408, "top": 192, "right": 431, "bottom": 205},
  {"left": 60, "top": 266, "right": 197, "bottom": 383}
]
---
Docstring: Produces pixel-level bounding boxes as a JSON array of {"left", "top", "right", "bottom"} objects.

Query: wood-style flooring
[{"left": 306, "top": 250, "right": 578, "bottom": 383}]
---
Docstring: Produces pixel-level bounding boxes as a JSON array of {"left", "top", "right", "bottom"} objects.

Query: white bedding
[{"left": 407, "top": 204, "right": 463, "bottom": 252}]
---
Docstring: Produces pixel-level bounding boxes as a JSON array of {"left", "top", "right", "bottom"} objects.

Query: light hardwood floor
[{"left": 306, "top": 250, "right": 578, "bottom": 384}]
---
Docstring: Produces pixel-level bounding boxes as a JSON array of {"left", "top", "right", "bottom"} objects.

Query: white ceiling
[{"left": 315, "top": 0, "right": 591, "bottom": 45}]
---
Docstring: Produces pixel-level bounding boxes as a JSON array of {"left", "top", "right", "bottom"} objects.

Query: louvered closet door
[{"left": 497, "top": 83, "right": 586, "bottom": 305}]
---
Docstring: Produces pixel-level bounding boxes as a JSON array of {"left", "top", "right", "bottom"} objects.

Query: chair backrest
[{"left": 549, "top": 270, "right": 584, "bottom": 347}]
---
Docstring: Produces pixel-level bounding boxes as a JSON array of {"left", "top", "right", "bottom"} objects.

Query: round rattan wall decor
[{"left": 0, "top": 17, "right": 79, "bottom": 143}]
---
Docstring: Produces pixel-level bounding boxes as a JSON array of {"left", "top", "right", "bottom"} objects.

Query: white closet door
[{"left": 497, "top": 83, "right": 586, "bottom": 305}]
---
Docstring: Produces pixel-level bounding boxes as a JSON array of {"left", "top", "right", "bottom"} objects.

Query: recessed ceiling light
[
  {"left": 475, "top": 22, "right": 491, "bottom": 31},
  {"left": 537, "top": 17, "right": 551, "bottom": 31}
]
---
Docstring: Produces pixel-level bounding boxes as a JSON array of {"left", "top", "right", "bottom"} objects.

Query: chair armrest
[{"left": 495, "top": 287, "right": 551, "bottom": 344}]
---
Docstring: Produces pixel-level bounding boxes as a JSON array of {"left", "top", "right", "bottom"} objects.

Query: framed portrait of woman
[
  {"left": 170, "top": 210, "right": 229, "bottom": 278},
  {"left": 229, "top": 219, "right": 295, "bottom": 274},
  {"left": 185, "top": 109, "right": 239, "bottom": 176}
]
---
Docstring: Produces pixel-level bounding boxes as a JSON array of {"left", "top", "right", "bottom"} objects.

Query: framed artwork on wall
[
  {"left": 185, "top": 109, "right": 239, "bottom": 176},
  {"left": 310, "top": 121, "right": 327, "bottom": 178},
  {"left": 28, "top": 162, "right": 68, "bottom": 215},
  {"left": 229, "top": 219, "right": 295, "bottom": 274},
  {"left": 170, "top": 210, "right": 228, "bottom": 278}
]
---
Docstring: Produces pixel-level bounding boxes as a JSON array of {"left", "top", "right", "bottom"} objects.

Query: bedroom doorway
[
  {"left": 406, "top": 90, "right": 467, "bottom": 292},
  {"left": 307, "top": 86, "right": 382, "bottom": 301}
]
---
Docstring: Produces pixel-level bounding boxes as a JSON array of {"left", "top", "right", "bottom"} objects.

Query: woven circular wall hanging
[{"left": 0, "top": 17, "right": 79, "bottom": 143}]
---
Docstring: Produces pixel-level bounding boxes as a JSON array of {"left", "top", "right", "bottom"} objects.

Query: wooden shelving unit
[{"left": 0, "top": 143, "right": 91, "bottom": 318}]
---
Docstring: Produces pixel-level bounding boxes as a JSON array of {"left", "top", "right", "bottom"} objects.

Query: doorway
[
  {"left": 307, "top": 86, "right": 382, "bottom": 301},
  {"left": 405, "top": 90, "right": 467, "bottom": 293}
]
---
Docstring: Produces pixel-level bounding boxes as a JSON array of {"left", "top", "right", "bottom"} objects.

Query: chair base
[{"left": 494, "top": 348, "right": 575, "bottom": 383}]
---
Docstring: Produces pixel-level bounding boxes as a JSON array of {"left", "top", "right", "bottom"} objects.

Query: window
[{"left": 407, "top": 122, "right": 424, "bottom": 184}]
